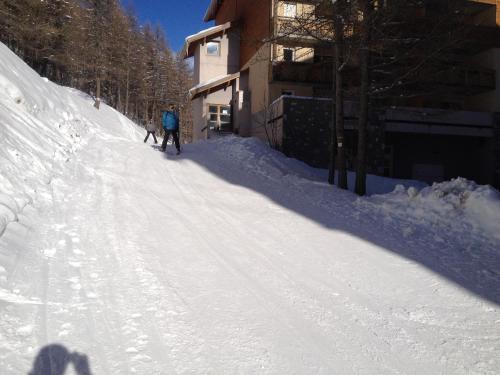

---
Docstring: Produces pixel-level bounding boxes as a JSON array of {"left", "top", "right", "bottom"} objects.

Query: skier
[
  {"left": 161, "top": 103, "right": 181, "bottom": 155},
  {"left": 144, "top": 118, "right": 158, "bottom": 144}
]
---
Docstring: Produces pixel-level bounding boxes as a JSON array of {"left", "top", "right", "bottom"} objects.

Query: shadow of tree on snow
[{"left": 154, "top": 137, "right": 500, "bottom": 306}]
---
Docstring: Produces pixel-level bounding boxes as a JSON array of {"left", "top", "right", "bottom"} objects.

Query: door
[{"left": 207, "top": 104, "right": 232, "bottom": 137}]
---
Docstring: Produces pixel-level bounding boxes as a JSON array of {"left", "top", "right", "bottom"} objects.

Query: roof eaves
[
  {"left": 204, "top": 0, "right": 222, "bottom": 22},
  {"left": 182, "top": 22, "right": 232, "bottom": 59},
  {"left": 189, "top": 72, "right": 240, "bottom": 100}
]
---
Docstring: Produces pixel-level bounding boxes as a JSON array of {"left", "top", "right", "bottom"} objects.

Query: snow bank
[
  {"left": 202, "top": 135, "right": 426, "bottom": 195},
  {"left": 202, "top": 137, "right": 498, "bottom": 244},
  {"left": 0, "top": 42, "right": 141, "bottom": 238},
  {"left": 358, "top": 177, "right": 500, "bottom": 241}
]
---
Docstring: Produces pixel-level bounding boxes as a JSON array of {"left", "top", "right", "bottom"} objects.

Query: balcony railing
[
  {"left": 273, "top": 16, "right": 334, "bottom": 44},
  {"left": 271, "top": 61, "right": 332, "bottom": 84},
  {"left": 432, "top": 66, "right": 496, "bottom": 94},
  {"left": 272, "top": 61, "right": 495, "bottom": 94}
]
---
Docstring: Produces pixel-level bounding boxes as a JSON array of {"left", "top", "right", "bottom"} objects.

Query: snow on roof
[
  {"left": 189, "top": 72, "right": 240, "bottom": 100},
  {"left": 182, "top": 22, "right": 232, "bottom": 59}
]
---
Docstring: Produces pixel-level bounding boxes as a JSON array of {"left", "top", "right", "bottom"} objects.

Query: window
[
  {"left": 207, "top": 41, "right": 220, "bottom": 56},
  {"left": 207, "top": 104, "right": 232, "bottom": 133},
  {"left": 283, "top": 3, "right": 297, "bottom": 18},
  {"left": 283, "top": 48, "right": 294, "bottom": 62}
]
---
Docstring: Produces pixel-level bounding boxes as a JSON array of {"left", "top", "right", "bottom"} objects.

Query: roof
[
  {"left": 204, "top": 0, "right": 222, "bottom": 22},
  {"left": 182, "top": 22, "right": 232, "bottom": 59},
  {"left": 189, "top": 72, "right": 240, "bottom": 100}
]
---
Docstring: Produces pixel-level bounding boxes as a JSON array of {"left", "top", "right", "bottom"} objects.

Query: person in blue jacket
[{"left": 161, "top": 103, "right": 181, "bottom": 155}]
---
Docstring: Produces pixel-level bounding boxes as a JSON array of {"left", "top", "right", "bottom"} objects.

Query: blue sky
[{"left": 121, "top": 0, "right": 213, "bottom": 52}]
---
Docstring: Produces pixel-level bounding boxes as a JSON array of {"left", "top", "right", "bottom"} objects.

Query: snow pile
[
  {"left": 358, "top": 177, "right": 500, "bottom": 241},
  {"left": 0, "top": 42, "right": 141, "bottom": 237},
  {"left": 202, "top": 136, "right": 426, "bottom": 195}
]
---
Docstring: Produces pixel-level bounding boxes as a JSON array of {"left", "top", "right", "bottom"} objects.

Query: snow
[
  {"left": 1, "top": 42, "right": 500, "bottom": 374},
  {"left": 185, "top": 23, "right": 231, "bottom": 42},
  {"left": 0, "top": 42, "right": 141, "bottom": 240},
  {"left": 189, "top": 73, "right": 239, "bottom": 96},
  {"left": 358, "top": 178, "right": 500, "bottom": 241}
]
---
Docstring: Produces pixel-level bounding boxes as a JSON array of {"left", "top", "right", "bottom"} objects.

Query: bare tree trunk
[
  {"left": 125, "top": 34, "right": 131, "bottom": 115},
  {"left": 94, "top": 74, "right": 101, "bottom": 109},
  {"left": 355, "top": 0, "right": 371, "bottom": 196},
  {"left": 335, "top": 9, "right": 348, "bottom": 190},
  {"left": 328, "top": 42, "right": 337, "bottom": 185},
  {"left": 117, "top": 86, "right": 122, "bottom": 113},
  {"left": 144, "top": 98, "right": 149, "bottom": 125}
]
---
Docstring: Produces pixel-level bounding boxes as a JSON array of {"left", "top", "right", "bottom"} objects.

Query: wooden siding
[{"left": 214, "top": 0, "right": 272, "bottom": 68}]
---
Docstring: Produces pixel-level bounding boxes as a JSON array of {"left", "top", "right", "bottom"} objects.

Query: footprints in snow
[
  {"left": 122, "top": 315, "right": 152, "bottom": 364},
  {"left": 41, "top": 224, "right": 85, "bottom": 260},
  {"left": 41, "top": 223, "right": 101, "bottom": 302},
  {"left": 58, "top": 322, "right": 74, "bottom": 338}
]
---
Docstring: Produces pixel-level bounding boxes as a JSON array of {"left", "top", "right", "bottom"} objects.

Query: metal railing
[{"left": 271, "top": 61, "right": 332, "bottom": 84}]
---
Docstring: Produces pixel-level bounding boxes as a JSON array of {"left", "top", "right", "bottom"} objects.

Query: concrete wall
[
  {"left": 191, "top": 28, "right": 240, "bottom": 141},
  {"left": 239, "top": 44, "right": 271, "bottom": 139},
  {"left": 191, "top": 97, "right": 205, "bottom": 141},
  {"left": 233, "top": 69, "right": 251, "bottom": 135},
  {"left": 195, "top": 30, "right": 240, "bottom": 85},
  {"left": 468, "top": 48, "right": 500, "bottom": 112}
]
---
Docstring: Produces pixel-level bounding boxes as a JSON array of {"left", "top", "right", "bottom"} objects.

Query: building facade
[{"left": 184, "top": 0, "right": 500, "bottom": 187}]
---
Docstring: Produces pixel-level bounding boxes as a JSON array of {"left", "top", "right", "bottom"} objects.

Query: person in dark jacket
[
  {"left": 144, "top": 118, "right": 158, "bottom": 144},
  {"left": 161, "top": 103, "right": 181, "bottom": 155}
]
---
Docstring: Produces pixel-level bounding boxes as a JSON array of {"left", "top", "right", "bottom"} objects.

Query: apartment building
[{"left": 183, "top": 0, "right": 500, "bottom": 187}]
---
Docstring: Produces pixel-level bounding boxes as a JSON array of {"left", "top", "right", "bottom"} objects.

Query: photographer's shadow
[{"left": 28, "top": 344, "right": 92, "bottom": 375}]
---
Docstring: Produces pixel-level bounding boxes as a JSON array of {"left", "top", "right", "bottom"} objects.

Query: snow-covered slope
[
  {"left": 0, "top": 42, "right": 141, "bottom": 236},
  {"left": 1, "top": 42, "right": 499, "bottom": 374}
]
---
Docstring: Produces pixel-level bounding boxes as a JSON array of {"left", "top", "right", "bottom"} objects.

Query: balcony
[
  {"left": 273, "top": 16, "right": 333, "bottom": 46},
  {"left": 271, "top": 61, "right": 332, "bottom": 84},
  {"left": 431, "top": 66, "right": 496, "bottom": 95}
]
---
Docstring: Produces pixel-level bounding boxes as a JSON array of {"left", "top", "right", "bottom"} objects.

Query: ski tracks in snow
[{"left": 0, "top": 136, "right": 498, "bottom": 374}]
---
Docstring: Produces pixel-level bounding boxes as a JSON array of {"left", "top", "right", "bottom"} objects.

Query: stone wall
[
  {"left": 494, "top": 113, "right": 500, "bottom": 188},
  {"left": 281, "top": 97, "right": 332, "bottom": 168},
  {"left": 278, "top": 96, "right": 498, "bottom": 188},
  {"left": 280, "top": 96, "right": 386, "bottom": 174}
]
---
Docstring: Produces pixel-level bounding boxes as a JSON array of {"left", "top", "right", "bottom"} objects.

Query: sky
[{"left": 121, "top": 0, "right": 214, "bottom": 53}]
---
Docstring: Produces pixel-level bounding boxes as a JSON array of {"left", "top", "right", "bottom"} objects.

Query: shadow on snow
[
  {"left": 28, "top": 344, "right": 92, "bottom": 375},
  {"left": 152, "top": 139, "right": 500, "bottom": 306}
]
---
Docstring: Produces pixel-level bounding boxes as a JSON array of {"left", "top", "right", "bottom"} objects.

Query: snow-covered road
[{"left": 1, "top": 133, "right": 498, "bottom": 374}]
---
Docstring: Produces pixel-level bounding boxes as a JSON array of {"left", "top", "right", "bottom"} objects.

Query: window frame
[
  {"left": 283, "top": 47, "right": 295, "bottom": 62},
  {"left": 206, "top": 41, "right": 221, "bottom": 56},
  {"left": 207, "top": 104, "right": 232, "bottom": 132},
  {"left": 283, "top": 2, "right": 297, "bottom": 18}
]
